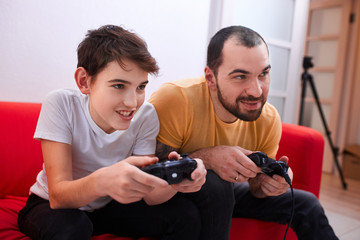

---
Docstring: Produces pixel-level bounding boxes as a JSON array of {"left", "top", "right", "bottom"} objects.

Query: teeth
[{"left": 119, "top": 111, "right": 131, "bottom": 117}]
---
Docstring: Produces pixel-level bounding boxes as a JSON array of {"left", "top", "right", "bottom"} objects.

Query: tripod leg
[
  {"left": 299, "top": 72, "right": 308, "bottom": 125},
  {"left": 307, "top": 75, "right": 347, "bottom": 189}
]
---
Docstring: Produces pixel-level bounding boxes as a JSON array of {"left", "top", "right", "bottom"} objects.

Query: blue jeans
[{"left": 18, "top": 194, "right": 201, "bottom": 240}]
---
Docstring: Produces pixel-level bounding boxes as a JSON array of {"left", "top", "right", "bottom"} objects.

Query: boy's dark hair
[
  {"left": 207, "top": 25, "right": 268, "bottom": 75},
  {"left": 77, "top": 25, "right": 159, "bottom": 77}
]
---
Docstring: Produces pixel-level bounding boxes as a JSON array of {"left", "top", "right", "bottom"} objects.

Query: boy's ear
[
  {"left": 204, "top": 66, "right": 217, "bottom": 91},
  {"left": 75, "top": 67, "right": 91, "bottom": 94}
]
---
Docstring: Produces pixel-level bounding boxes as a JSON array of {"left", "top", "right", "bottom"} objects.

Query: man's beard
[{"left": 216, "top": 82, "right": 266, "bottom": 122}]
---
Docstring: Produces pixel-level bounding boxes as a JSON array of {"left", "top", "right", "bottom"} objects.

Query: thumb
[
  {"left": 125, "top": 156, "right": 159, "bottom": 167},
  {"left": 278, "top": 156, "right": 289, "bottom": 165}
]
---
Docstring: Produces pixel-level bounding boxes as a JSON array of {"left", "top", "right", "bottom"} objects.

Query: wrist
[{"left": 91, "top": 167, "right": 108, "bottom": 198}]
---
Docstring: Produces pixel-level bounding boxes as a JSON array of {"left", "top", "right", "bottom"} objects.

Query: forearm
[
  {"left": 188, "top": 147, "right": 218, "bottom": 170},
  {"left": 48, "top": 169, "right": 104, "bottom": 209}
]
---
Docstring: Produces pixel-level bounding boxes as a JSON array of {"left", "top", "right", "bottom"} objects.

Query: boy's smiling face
[{"left": 77, "top": 59, "right": 148, "bottom": 134}]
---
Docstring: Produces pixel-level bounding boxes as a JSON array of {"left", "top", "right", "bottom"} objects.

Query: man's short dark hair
[
  {"left": 77, "top": 25, "right": 159, "bottom": 77},
  {"left": 207, "top": 25, "right": 268, "bottom": 74}
]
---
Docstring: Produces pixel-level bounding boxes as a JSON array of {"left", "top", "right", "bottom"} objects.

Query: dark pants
[
  {"left": 233, "top": 181, "right": 338, "bottom": 240},
  {"left": 18, "top": 194, "right": 201, "bottom": 240},
  {"left": 184, "top": 170, "right": 338, "bottom": 240}
]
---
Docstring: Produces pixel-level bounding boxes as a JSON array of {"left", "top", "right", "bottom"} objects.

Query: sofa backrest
[
  {"left": 0, "top": 101, "right": 43, "bottom": 198},
  {"left": 0, "top": 101, "right": 325, "bottom": 199}
]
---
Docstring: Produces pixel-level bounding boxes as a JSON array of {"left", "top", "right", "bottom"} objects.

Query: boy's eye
[
  {"left": 113, "top": 84, "right": 124, "bottom": 89},
  {"left": 137, "top": 84, "right": 147, "bottom": 90}
]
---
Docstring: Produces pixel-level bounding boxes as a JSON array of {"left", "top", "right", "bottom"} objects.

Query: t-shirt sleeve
[
  {"left": 148, "top": 83, "right": 189, "bottom": 150},
  {"left": 132, "top": 103, "right": 160, "bottom": 155},
  {"left": 34, "top": 90, "right": 73, "bottom": 144}
]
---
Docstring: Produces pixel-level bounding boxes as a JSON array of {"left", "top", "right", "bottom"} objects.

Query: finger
[
  {"left": 135, "top": 170, "right": 169, "bottom": 188},
  {"left": 190, "top": 159, "right": 206, "bottom": 179},
  {"left": 233, "top": 159, "right": 260, "bottom": 178},
  {"left": 172, "top": 181, "right": 203, "bottom": 193},
  {"left": 125, "top": 156, "right": 159, "bottom": 167},
  {"left": 168, "top": 151, "right": 181, "bottom": 160},
  {"left": 236, "top": 146, "right": 253, "bottom": 156},
  {"left": 278, "top": 156, "right": 289, "bottom": 164}
]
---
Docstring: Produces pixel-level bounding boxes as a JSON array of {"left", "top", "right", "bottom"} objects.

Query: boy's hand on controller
[
  {"left": 171, "top": 158, "right": 207, "bottom": 193},
  {"left": 97, "top": 156, "right": 169, "bottom": 204}
]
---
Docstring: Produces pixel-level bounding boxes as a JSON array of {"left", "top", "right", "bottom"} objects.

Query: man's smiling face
[{"left": 213, "top": 38, "right": 271, "bottom": 122}]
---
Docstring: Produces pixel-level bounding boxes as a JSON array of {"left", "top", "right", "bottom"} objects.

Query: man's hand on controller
[
  {"left": 198, "top": 145, "right": 261, "bottom": 183},
  {"left": 250, "top": 156, "right": 294, "bottom": 197}
]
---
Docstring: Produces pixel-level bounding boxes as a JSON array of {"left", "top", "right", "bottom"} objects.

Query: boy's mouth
[
  {"left": 116, "top": 110, "right": 135, "bottom": 120},
  {"left": 118, "top": 110, "right": 132, "bottom": 117}
]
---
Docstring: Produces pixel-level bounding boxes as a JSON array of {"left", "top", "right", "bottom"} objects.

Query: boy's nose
[{"left": 123, "top": 90, "right": 138, "bottom": 108}]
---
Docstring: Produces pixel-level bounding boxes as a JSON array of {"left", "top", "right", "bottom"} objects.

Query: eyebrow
[
  {"left": 108, "top": 79, "right": 149, "bottom": 85},
  {"left": 228, "top": 64, "right": 271, "bottom": 76}
]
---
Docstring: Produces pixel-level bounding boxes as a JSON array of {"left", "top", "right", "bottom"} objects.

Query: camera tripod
[{"left": 298, "top": 56, "right": 347, "bottom": 190}]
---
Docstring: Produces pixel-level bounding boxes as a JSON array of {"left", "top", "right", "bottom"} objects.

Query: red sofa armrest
[
  {"left": 0, "top": 102, "right": 44, "bottom": 198},
  {"left": 276, "top": 123, "right": 325, "bottom": 197}
]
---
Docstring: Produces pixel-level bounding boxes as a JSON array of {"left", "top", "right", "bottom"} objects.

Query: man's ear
[
  {"left": 74, "top": 67, "right": 91, "bottom": 94},
  {"left": 204, "top": 66, "right": 217, "bottom": 91}
]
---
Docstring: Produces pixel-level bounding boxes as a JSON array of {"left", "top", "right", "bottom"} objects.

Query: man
[{"left": 149, "top": 26, "right": 338, "bottom": 240}]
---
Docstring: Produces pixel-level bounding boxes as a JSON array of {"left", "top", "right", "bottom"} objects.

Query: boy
[{"left": 18, "top": 25, "right": 206, "bottom": 240}]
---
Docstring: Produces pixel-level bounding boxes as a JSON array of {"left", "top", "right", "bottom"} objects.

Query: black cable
[{"left": 283, "top": 175, "right": 294, "bottom": 240}]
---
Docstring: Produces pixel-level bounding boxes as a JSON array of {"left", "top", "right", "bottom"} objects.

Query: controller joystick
[{"left": 141, "top": 156, "right": 197, "bottom": 184}]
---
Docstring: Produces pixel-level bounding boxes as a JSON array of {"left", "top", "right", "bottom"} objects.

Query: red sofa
[{"left": 0, "top": 101, "right": 325, "bottom": 240}]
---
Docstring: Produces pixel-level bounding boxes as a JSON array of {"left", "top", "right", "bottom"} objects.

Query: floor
[{"left": 319, "top": 173, "right": 360, "bottom": 239}]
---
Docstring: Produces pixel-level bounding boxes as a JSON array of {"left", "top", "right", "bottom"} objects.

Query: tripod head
[{"left": 303, "top": 56, "right": 314, "bottom": 72}]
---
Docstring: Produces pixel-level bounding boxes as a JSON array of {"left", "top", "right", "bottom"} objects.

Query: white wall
[{"left": 0, "top": 0, "right": 210, "bottom": 102}]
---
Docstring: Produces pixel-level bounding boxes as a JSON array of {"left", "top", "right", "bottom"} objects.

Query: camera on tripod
[{"left": 303, "top": 56, "right": 314, "bottom": 70}]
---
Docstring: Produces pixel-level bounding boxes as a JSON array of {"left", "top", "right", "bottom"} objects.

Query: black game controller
[
  {"left": 248, "top": 152, "right": 291, "bottom": 184},
  {"left": 141, "top": 156, "right": 197, "bottom": 184}
]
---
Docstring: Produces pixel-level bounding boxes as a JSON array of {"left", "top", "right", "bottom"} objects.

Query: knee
[
  {"left": 46, "top": 209, "right": 93, "bottom": 240},
  {"left": 206, "top": 171, "right": 234, "bottom": 197},
  {"left": 296, "top": 191, "right": 322, "bottom": 210},
  {"left": 177, "top": 199, "right": 201, "bottom": 226},
  {"left": 294, "top": 190, "right": 326, "bottom": 220}
]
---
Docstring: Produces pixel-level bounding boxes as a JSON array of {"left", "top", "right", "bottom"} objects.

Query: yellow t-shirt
[{"left": 149, "top": 76, "right": 282, "bottom": 159}]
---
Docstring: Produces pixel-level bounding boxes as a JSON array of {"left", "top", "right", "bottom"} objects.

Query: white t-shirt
[{"left": 30, "top": 89, "right": 159, "bottom": 211}]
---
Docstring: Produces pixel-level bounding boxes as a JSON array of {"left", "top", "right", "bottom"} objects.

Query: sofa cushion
[
  {"left": 0, "top": 195, "right": 30, "bottom": 240},
  {"left": 0, "top": 195, "right": 155, "bottom": 240}
]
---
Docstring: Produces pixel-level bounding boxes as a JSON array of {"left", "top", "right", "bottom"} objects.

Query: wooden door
[{"left": 301, "top": 0, "right": 352, "bottom": 172}]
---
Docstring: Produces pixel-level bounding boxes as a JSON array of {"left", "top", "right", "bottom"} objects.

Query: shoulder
[
  {"left": 40, "top": 89, "right": 87, "bottom": 119},
  {"left": 258, "top": 102, "right": 281, "bottom": 124},
  {"left": 43, "top": 89, "right": 83, "bottom": 107},
  {"left": 150, "top": 76, "right": 205, "bottom": 99},
  {"left": 133, "top": 102, "right": 159, "bottom": 125},
  {"left": 137, "top": 102, "right": 157, "bottom": 117},
  {"left": 149, "top": 76, "right": 207, "bottom": 110}
]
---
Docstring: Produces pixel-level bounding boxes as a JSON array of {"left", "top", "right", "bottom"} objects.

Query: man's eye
[
  {"left": 235, "top": 75, "right": 246, "bottom": 80},
  {"left": 113, "top": 84, "right": 124, "bottom": 89},
  {"left": 260, "top": 71, "right": 269, "bottom": 77}
]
